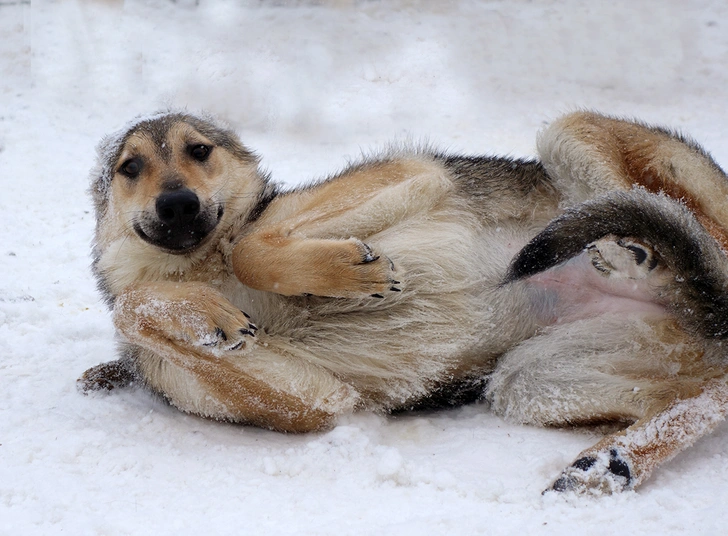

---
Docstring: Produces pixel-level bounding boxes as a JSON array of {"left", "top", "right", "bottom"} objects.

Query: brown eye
[
  {"left": 189, "top": 144, "right": 211, "bottom": 162},
  {"left": 119, "top": 158, "right": 142, "bottom": 178}
]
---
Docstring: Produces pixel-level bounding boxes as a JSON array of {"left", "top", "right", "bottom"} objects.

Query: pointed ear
[{"left": 538, "top": 111, "right": 728, "bottom": 251}]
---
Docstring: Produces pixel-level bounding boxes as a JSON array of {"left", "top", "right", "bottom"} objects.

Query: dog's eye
[
  {"left": 119, "top": 158, "right": 142, "bottom": 178},
  {"left": 189, "top": 144, "right": 211, "bottom": 162}
]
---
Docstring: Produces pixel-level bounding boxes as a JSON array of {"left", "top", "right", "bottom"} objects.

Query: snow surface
[{"left": 2, "top": 0, "right": 728, "bottom": 534}]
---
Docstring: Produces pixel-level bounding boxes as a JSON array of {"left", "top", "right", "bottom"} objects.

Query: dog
[{"left": 79, "top": 110, "right": 728, "bottom": 495}]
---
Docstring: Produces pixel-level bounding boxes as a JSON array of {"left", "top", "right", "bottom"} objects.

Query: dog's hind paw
[
  {"left": 546, "top": 449, "right": 633, "bottom": 496},
  {"left": 587, "top": 238, "right": 659, "bottom": 279}
]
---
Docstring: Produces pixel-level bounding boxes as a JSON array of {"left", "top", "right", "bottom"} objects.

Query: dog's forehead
[
  {"left": 117, "top": 114, "right": 254, "bottom": 163},
  {"left": 121, "top": 120, "right": 209, "bottom": 161}
]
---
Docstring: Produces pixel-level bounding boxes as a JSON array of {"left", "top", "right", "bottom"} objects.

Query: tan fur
[{"left": 81, "top": 111, "right": 728, "bottom": 494}]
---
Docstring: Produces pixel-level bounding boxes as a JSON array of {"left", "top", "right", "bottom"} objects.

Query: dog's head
[{"left": 91, "top": 112, "right": 266, "bottom": 255}]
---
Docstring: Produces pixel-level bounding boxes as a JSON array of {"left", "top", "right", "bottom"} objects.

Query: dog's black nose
[{"left": 156, "top": 189, "right": 201, "bottom": 226}]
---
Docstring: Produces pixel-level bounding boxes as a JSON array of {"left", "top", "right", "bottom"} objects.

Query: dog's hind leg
[
  {"left": 493, "top": 189, "right": 728, "bottom": 493},
  {"left": 539, "top": 111, "right": 728, "bottom": 250},
  {"left": 546, "top": 375, "right": 728, "bottom": 494},
  {"left": 487, "top": 313, "right": 728, "bottom": 494}
]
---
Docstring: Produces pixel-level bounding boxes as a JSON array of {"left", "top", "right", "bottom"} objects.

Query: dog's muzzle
[{"left": 133, "top": 188, "right": 223, "bottom": 254}]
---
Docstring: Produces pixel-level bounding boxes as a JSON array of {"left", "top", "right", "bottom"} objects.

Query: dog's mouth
[{"left": 133, "top": 193, "right": 225, "bottom": 255}]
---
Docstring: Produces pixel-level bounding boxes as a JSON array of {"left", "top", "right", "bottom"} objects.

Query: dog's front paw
[
  {"left": 331, "top": 238, "right": 401, "bottom": 298},
  {"left": 197, "top": 305, "right": 258, "bottom": 353},
  {"left": 114, "top": 283, "right": 258, "bottom": 354},
  {"left": 546, "top": 449, "right": 633, "bottom": 496},
  {"left": 353, "top": 239, "right": 401, "bottom": 296},
  {"left": 167, "top": 298, "right": 257, "bottom": 353}
]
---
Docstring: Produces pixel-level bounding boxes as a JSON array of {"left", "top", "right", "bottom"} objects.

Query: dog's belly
[{"left": 525, "top": 252, "right": 669, "bottom": 327}]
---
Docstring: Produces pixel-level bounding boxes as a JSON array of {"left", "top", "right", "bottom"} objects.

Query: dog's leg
[
  {"left": 488, "top": 315, "right": 728, "bottom": 495},
  {"left": 111, "top": 281, "right": 359, "bottom": 431},
  {"left": 113, "top": 281, "right": 259, "bottom": 353},
  {"left": 232, "top": 235, "right": 400, "bottom": 298},
  {"left": 494, "top": 190, "right": 728, "bottom": 492},
  {"left": 539, "top": 111, "right": 728, "bottom": 250},
  {"left": 232, "top": 163, "right": 453, "bottom": 297},
  {"left": 547, "top": 376, "right": 728, "bottom": 494}
]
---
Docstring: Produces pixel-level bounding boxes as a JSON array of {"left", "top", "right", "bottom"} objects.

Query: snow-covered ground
[{"left": 2, "top": 1, "right": 728, "bottom": 534}]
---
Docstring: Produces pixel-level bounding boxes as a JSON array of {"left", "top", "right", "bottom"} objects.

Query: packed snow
[{"left": 2, "top": 1, "right": 728, "bottom": 534}]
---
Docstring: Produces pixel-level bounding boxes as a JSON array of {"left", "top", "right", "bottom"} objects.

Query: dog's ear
[
  {"left": 88, "top": 135, "right": 121, "bottom": 219},
  {"left": 539, "top": 111, "right": 728, "bottom": 251},
  {"left": 504, "top": 189, "right": 728, "bottom": 339}
]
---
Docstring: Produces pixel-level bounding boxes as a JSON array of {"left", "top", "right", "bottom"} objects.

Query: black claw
[
  {"left": 391, "top": 280, "right": 400, "bottom": 285},
  {"left": 247, "top": 323, "right": 258, "bottom": 331},
  {"left": 371, "top": 293, "right": 384, "bottom": 299},
  {"left": 241, "top": 310, "right": 251, "bottom": 319},
  {"left": 360, "top": 243, "right": 379, "bottom": 263},
  {"left": 390, "top": 287, "right": 401, "bottom": 292},
  {"left": 229, "top": 341, "right": 245, "bottom": 351},
  {"left": 239, "top": 329, "right": 255, "bottom": 337},
  {"left": 215, "top": 327, "right": 227, "bottom": 341}
]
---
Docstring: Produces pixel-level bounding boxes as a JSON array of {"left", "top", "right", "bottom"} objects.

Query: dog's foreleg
[
  {"left": 232, "top": 168, "right": 452, "bottom": 297},
  {"left": 112, "top": 282, "right": 359, "bottom": 431},
  {"left": 547, "top": 376, "right": 728, "bottom": 495},
  {"left": 232, "top": 234, "right": 400, "bottom": 298},
  {"left": 114, "top": 281, "right": 258, "bottom": 353}
]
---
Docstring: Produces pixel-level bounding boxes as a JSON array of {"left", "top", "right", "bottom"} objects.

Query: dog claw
[
  {"left": 239, "top": 329, "right": 255, "bottom": 337},
  {"left": 371, "top": 293, "right": 384, "bottom": 299},
  {"left": 390, "top": 287, "right": 401, "bottom": 292},
  {"left": 359, "top": 243, "right": 380, "bottom": 264},
  {"left": 203, "top": 327, "right": 229, "bottom": 347}
]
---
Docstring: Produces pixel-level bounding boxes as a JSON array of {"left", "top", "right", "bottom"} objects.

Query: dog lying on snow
[{"left": 78, "top": 110, "right": 728, "bottom": 495}]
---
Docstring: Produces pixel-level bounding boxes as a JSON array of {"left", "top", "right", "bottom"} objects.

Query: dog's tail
[{"left": 504, "top": 189, "right": 728, "bottom": 339}]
